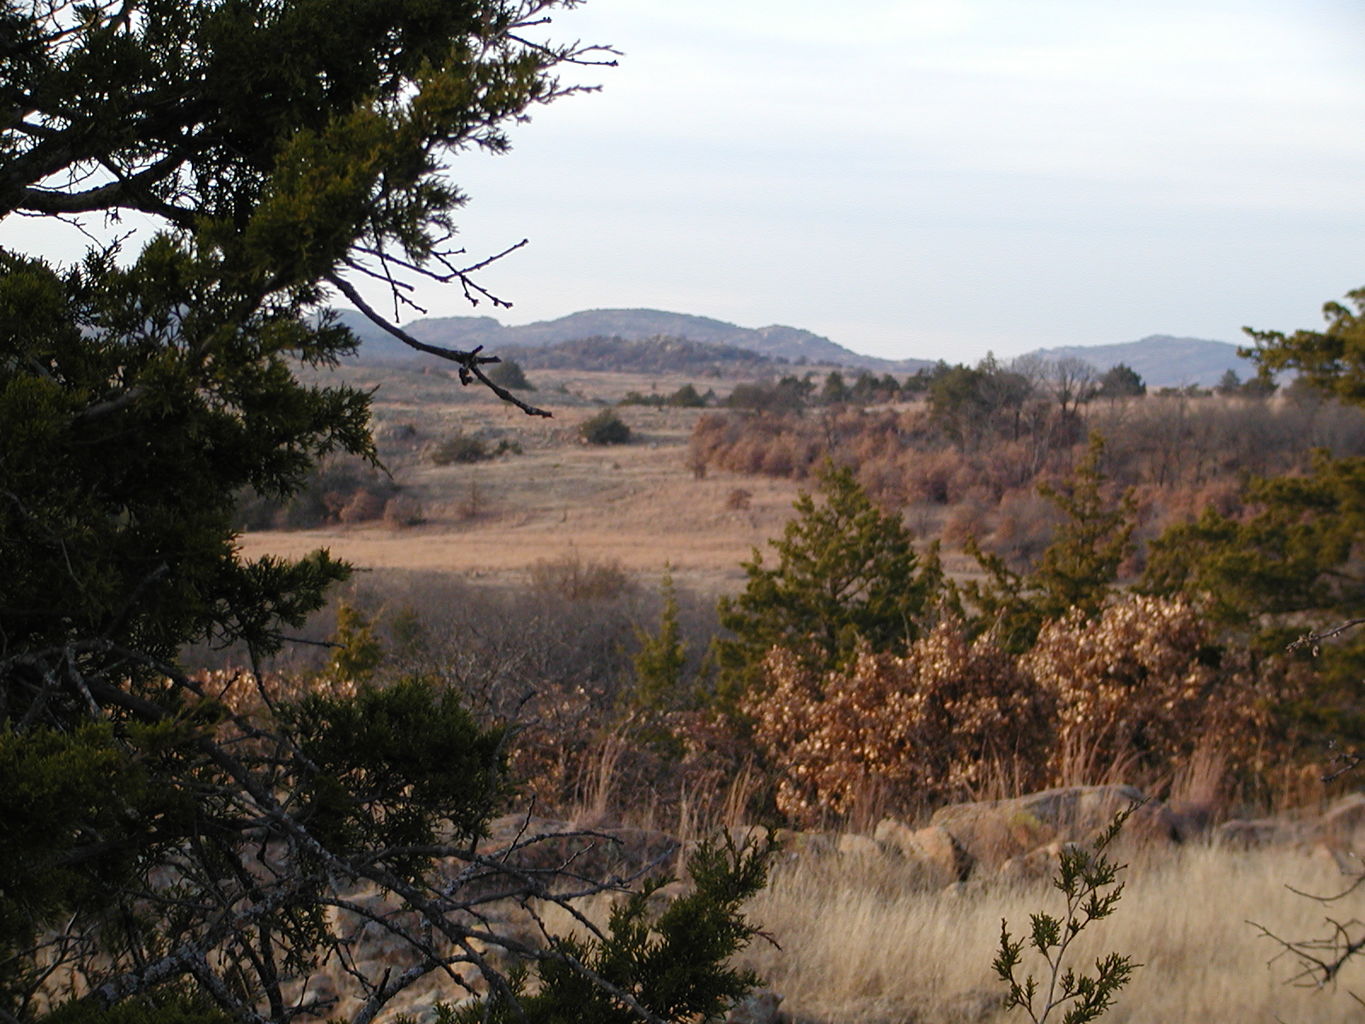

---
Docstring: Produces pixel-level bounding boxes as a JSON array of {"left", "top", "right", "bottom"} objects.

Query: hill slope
[
  {"left": 333, "top": 306, "right": 1252, "bottom": 388},
  {"left": 497, "top": 335, "right": 777, "bottom": 375},
  {"left": 338, "top": 306, "right": 930, "bottom": 372},
  {"left": 1024, "top": 335, "right": 1255, "bottom": 389}
]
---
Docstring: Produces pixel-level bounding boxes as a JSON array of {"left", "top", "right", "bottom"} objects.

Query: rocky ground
[{"left": 304, "top": 784, "right": 1365, "bottom": 1022}]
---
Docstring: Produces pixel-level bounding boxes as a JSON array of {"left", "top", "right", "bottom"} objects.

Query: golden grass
[
  {"left": 538, "top": 840, "right": 1365, "bottom": 1023},
  {"left": 736, "top": 841, "right": 1364, "bottom": 1023},
  {"left": 239, "top": 363, "right": 814, "bottom": 591}
]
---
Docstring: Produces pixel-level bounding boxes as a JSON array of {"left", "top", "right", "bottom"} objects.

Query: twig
[
  {"left": 1288, "top": 618, "right": 1365, "bottom": 655},
  {"left": 325, "top": 273, "right": 552, "bottom": 417}
]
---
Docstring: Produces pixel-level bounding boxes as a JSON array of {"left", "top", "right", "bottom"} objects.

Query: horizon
[
  {"left": 356, "top": 303, "right": 1247, "bottom": 363},
  {"left": 341, "top": 0, "right": 1363, "bottom": 365},
  {"left": 3, "top": 2, "right": 1360, "bottom": 364}
]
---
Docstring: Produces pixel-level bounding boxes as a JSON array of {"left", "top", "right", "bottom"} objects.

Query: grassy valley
[{"left": 236, "top": 361, "right": 814, "bottom": 592}]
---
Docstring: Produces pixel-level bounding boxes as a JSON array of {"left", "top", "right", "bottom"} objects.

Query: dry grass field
[
  {"left": 539, "top": 839, "right": 1365, "bottom": 1024},
  {"left": 237, "top": 361, "right": 820, "bottom": 593},
  {"left": 742, "top": 841, "right": 1362, "bottom": 1024}
]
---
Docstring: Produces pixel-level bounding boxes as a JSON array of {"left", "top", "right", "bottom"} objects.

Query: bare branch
[
  {"left": 1289, "top": 618, "right": 1365, "bottom": 655},
  {"left": 326, "top": 272, "right": 552, "bottom": 418}
]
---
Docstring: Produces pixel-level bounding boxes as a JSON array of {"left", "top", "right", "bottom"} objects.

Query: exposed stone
[
  {"left": 771, "top": 828, "right": 837, "bottom": 860},
  {"left": 1216, "top": 817, "right": 1308, "bottom": 848},
  {"left": 727, "top": 988, "right": 789, "bottom": 1024},
  {"left": 1317, "top": 792, "right": 1365, "bottom": 852},
  {"left": 998, "top": 841, "right": 1069, "bottom": 884},
  {"left": 479, "top": 819, "right": 678, "bottom": 881},
  {"left": 874, "top": 819, "right": 975, "bottom": 885},
  {"left": 838, "top": 832, "right": 882, "bottom": 859},
  {"left": 929, "top": 785, "right": 1156, "bottom": 870}
]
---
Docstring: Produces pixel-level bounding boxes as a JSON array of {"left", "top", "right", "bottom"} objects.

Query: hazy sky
[
  {"left": 402, "top": 0, "right": 1365, "bottom": 362},
  {"left": 5, "top": 2, "right": 1362, "bottom": 364}
]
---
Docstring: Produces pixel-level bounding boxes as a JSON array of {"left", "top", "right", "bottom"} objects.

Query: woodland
[{"left": 3, "top": 0, "right": 1365, "bottom": 1022}]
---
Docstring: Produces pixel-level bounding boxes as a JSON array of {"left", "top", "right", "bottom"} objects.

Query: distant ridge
[
  {"left": 1022, "top": 335, "right": 1256, "bottom": 389},
  {"left": 498, "top": 335, "right": 778, "bottom": 376},
  {"left": 335, "top": 306, "right": 931, "bottom": 373},
  {"left": 332, "top": 307, "right": 1256, "bottom": 388}
]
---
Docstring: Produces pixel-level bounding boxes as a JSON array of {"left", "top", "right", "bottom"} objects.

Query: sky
[
  {"left": 400, "top": 0, "right": 1365, "bottom": 363},
  {"left": 5, "top": 1, "right": 1363, "bottom": 364}
]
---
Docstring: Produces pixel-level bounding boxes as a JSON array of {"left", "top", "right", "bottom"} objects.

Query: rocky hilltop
[
  {"left": 331, "top": 307, "right": 929, "bottom": 373},
  {"left": 1024, "top": 334, "right": 1257, "bottom": 389},
  {"left": 332, "top": 307, "right": 1254, "bottom": 388}
]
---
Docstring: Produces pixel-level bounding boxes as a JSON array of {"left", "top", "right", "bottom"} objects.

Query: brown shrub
[
  {"left": 939, "top": 498, "right": 991, "bottom": 549},
  {"left": 382, "top": 495, "right": 425, "bottom": 528},
  {"left": 190, "top": 668, "right": 358, "bottom": 721},
  {"left": 899, "top": 448, "right": 962, "bottom": 504},
  {"left": 1022, "top": 594, "right": 1286, "bottom": 788},
  {"left": 977, "top": 439, "right": 1042, "bottom": 498},
  {"left": 746, "top": 623, "right": 1055, "bottom": 826},
  {"left": 529, "top": 549, "right": 633, "bottom": 601},
  {"left": 983, "top": 489, "right": 1056, "bottom": 569},
  {"left": 430, "top": 432, "right": 492, "bottom": 465},
  {"left": 725, "top": 488, "right": 753, "bottom": 511},
  {"left": 338, "top": 488, "right": 388, "bottom": 524}
]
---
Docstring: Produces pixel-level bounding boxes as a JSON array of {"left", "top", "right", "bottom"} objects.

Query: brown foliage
[
  {"left": 382, "top": 494, "right": 425, "bottom": 528},
  {"left": 1022, "top": 594, "right": 1290, "bottom": 787},
  {"left": 746, "top": 623, "right": 1055, "bottom": 825},
  {"left": 745, "top": 595, "right": 1299, "bottom": 826},
  {"left": 686, "top": 394, "right": 1365, "bottom": 580},
  {"left": 337, "top": 488, "right": 388, "bottom": 524},
  {"left": 725, "top": 488, "right": 753, "bottom": 510},
  {"left": 189, "top": 668, "right": 358, "bottom": 721}
]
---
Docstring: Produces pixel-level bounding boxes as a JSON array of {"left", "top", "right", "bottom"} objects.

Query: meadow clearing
[{"left": 235, "top": 360, "right": 818, "bottom": 591}]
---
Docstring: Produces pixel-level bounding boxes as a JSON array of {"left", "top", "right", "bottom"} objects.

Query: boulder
[
  {"left": 874, "top": 819, "right": 975, "bottom": 884},
  {"left": 930, "top": 785, "right": 1158, "bottom": 870},
  {"left": 772, "top": 827, "right": 836, "bottom": 857},
  {"left": 1316, "top": 792, "right": 1365, "bottom": 852},
  {"left": 479, "top": 817, "right": 678, "bottom": 880},
  {"left": 998, "top": 841, "right": 1070, "bottom": 884},
  {"left": 727, "top": 989, "right": 789, "bottom": 1024},
  {"left": 837, "top": 832, "right": 882, "bottom": 859},
  {"left": 1215, "top": 817, "right": 1309, "bottom": 848}
]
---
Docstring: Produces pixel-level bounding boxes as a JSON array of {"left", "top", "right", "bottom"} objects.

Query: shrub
[
  {"left": 1021, "top": 594, "right": 1286, "bottom": 785},
  {"left": 382, "top": 494, "right": 425, "bottom": 528},
  {"left": 484, "top": 358, "right": 535, "bottom": 391},
  {"left": 618, "top": 390, "right": 665, "bottom": 407},
  {"left": 995, "top": 807, "right": 1139, "bottom": 1023},
  {"left": 337, "top": 488, "right": 388, "bottom": 524},
  {"left": 747, "top": 622, "right": 1054, "bottom": 825},
  {"left": 431, "top": 432, "right": 493, "bottom": 464},
  {"left": 666, "top": 382, "right": 707, "bottom": 407},
  {"left": 451, "top": 833, "right": 773, "bottom": 1024},
  {"left": 579, "top": 408, "right": 632, "bottom": 445},
  {"left": 714, "top": 463, "right": 943, "bottom": 703},
  {"left": 233, "top": 457, "right": 399, "bottom": 530},
  {"left": 530, "top": 549, "right": 633, "bottom": 601}
]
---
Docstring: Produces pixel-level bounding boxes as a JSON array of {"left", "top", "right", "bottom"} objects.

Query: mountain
[
  {"left": 332, "top": 306, "right": 1248, "bottom": 388},
  {"left": 1022, "top": 335, "right": 1256, "bottom": 389},
  {"left": 338, "top": 306, "right": 931, "bottom": 372},
  {"left": 497, "top": 335, "right": 777, "bottom": 376}
]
